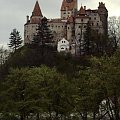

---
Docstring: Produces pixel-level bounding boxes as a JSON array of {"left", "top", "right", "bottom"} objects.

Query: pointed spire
[
  {"left": 78, "top": 6, "right": 86, "bottom": 15},
  {"left": 32, "top": 0, "right": 43, "bottom": 17}
]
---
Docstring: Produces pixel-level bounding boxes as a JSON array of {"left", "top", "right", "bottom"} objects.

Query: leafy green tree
[
  {"left": 102, "top": 51, "right": 120, "bottom": 120},
  {"left": 8, "top": 29, "right": 22, "bottom": 52},
  {"left": 90, "top": 49, "right": 120, "bottom": 120},
  {"left": 70, "top": 67, "right": 105, "bottom": 120},
  {"left": 26, "top": 66, "right": 73, "bottom": 119},
  {"left": 0, "top": 66, "right": 73, "bottom": 120}
]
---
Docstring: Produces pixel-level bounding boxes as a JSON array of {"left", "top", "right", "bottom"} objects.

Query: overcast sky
[{"left": 0, "top": 0, "right": 120, "bottom": 47}]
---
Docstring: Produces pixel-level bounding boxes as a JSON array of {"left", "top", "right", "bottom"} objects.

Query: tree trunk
[
  {"left": 93, "top": 111, "right": 96, "bottom": 120},
  {"left": 48, "top": 105, "right": 52, "bottom": 120},
  {"left": 36, "top": 113, "right": 40, "bottom": 120},
  {"left": 83, "top": 111, "right": 87, "bottom": 120},
  {"left": 114, "top": 90, "right": 119, "bottom": 120},
  {"left": 20, "top": 114, "right": 25, "bottom": 120},
  {"left": 106, "top": 98, "right": 115, "bottom": 120}
]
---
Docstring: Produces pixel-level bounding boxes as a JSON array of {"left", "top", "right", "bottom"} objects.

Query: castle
[{"left": 24, "top": 0, "right": 108, "bottom": 54}]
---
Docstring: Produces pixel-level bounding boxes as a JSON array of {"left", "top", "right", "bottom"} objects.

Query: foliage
[
  {"left": 32, "top": 17, "right": 53, "bottom": 47},
  {"left": 1, "top": 26, "right": 120, "bottom": 120},
  {"left": 8, "top": 29, "right": 22, "bottom": 52},
  {"left": 0, "top": 66, "right": 73, "bottom": 120}
]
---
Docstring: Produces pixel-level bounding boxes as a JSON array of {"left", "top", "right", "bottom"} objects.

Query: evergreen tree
[
  {"left": 83, "top": 23, "right": 91, "bottom": 55},
  {"left": 32, "top": 17, "right": 53, "bottom": 47},
  {"left": 8, "top": 29, "right": 22, "bottom": 51}
]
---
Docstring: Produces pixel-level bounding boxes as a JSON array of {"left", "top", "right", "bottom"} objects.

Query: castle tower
[
  {"left": 61, "top": 0, "right": 77, "bottom": 19},
  {"left": 30, "top": 0, "right": 43, "bottom": 24},
  {"left": 98, "top": 2, "right": 108, "bottom": 34},
  {"left": 24, "top": 0, "right": 43, "bottom": 44}
]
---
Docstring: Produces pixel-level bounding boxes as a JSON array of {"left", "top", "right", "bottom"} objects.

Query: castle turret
[
  {"left": 30, "top": 0, "right": 43, "bottom": 24},
  {"left": 61, "top": 0, "right": 77, "bottom": 19},
  {"left": 77, "top": 6, "right": 86, "bottom": 16},
  {"left": 98, "top": 2, "right": 108, "bottom": 34},
  {"left": 24, "top": 0, "right": 43, "bottom": 44}
]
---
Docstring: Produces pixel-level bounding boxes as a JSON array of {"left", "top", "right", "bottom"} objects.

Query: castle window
[
  {"left": 92, "top": 23, "right": 94, "bottom": 26},
  {"left": 97, "top": 23, "right": 99, "bottom": 26},
  {"left": 81, "top": 19, "right": 83, "bottom": 22},
  {"left": 79, "top": 26, "right": 81, "bottom": 28},
  {"left": 68, "top": 27, "right": 69, "bottom": 29},
  {"left": 89, "top": 17, "right": 91, "bottom": 20},
  {"left": 51, "top": 24, "right": 54, "bottom": 28},
  {"left": 94, "top": 17, "right": 96, "bottom": 20},
  {"left": 64, "top": 12, "right": 66, "bottom": 14},
  {"left": 84, "top": 26, "right": 86, "bottom": 28}
]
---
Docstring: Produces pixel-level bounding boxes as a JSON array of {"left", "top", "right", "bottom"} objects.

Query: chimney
[
  {"left": 84, "top": 6, "right": 86, "bottom": 10},
  {"left": 26, "top": 15, "right": 29, "bottom": 22}
]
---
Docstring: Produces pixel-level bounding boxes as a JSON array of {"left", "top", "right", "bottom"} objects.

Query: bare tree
[
  {"left": 108, "top": 16, "right": 120, "bottom": 50},
  {"left": 0, "top": 46, "right": 10, "bottom": 65}
]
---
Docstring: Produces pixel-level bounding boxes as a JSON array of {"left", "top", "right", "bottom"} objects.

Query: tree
[
  {"left": 83, "top": 23, "right": 91, "bottom": 55},
  {"left": 0, "top": 46, "right": 10, "bottom": 65},
  {"left": 32, "top": 17, "right": 53, "bottom": 47},
  {"left": 8, "top": 29, "right": 22, "bottom": 52},
  {"left": 90, "top": 50, "right": 120, "bottom": 120},
  {"left": 108, "top": 16, "right": 120, "bottom": 51},
  {"left": 0, "top": 66, "right": 73, "bottom": 120}
]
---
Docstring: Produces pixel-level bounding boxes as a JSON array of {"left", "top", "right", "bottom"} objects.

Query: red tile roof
[
  {"left": 32, "top": 0, "right": 43, "bottom": 17},
  {"left": 77, "top": 6, "right": 86, "bottom": 15},
  {"left": 61, "top": 0, "right": 76, "bottom": 11}
]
